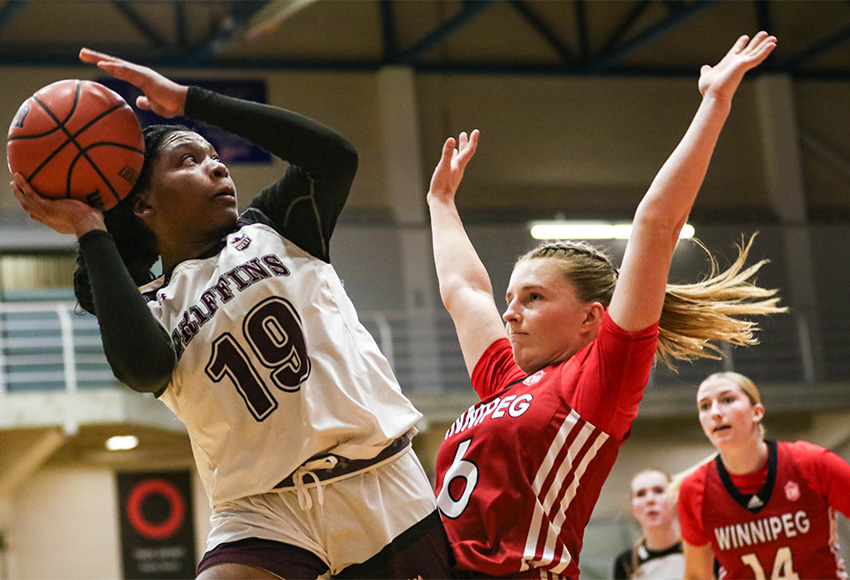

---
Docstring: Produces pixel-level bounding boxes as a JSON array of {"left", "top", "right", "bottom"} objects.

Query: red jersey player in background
[
  {"left": 678, "top": 372, "right": 850, "bottom": 580},
  {"left": 426, "top": 32, "right": 782, "bottom": 579}
]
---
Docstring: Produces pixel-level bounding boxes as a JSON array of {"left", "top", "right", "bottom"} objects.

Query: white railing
[
  {"left": 0, "top": 301, "right": 843, "bottom": 398},
  {"left": 0, "top": 301, "right": 113, "bottom": 395}
]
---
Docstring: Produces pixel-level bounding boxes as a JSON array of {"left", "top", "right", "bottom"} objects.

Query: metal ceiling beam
[
  {"left": 1, "top": 46, "right": 849, "bottom": 80},
  {"left": 799, "top": 131, "right": 850, "bottom": 185},
  {"left": 781, "top": 23, "right": 850, "bottom": 72},
  {"left": 575, "top": 0, "right": 589, "bottom": 62},
  {"left": 754, "top": 0, "right": 774, "bottom": 71},
  {"left": 0, "top": 0, "right": 27, "bottom": 36},
  {"left": 111, "top": 1, "right": 167, "bottom": 48},
  {"left": 395, "top": 0, "right": 501, "bottom": 65},
  {"left": 175, "top": 1, "right": 188, "bottom": 49},
  {"left": 184, "top": 0, "right": 272, "bottom": 67},
  {"left": 244, "top": 0, "right": 321, "bottom": 43},
  {"left": 588, "top": 0, "right": 717, "bottom": 74},
  {"left": 597, "top": 0, "right": 652, "bottom": 59},
  {"left": 380, "top": 0, "right": 399, "bottom": 63},
  {"left": 755, "top": 0, "right": 773, "bottom": 33},
  {"left": 509, "top": 0, "right": 574, "bottom": 64}
]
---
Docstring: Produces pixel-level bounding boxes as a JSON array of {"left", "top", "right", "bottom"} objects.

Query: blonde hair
[
  {"left": 700, "top": 371, "right": 762, "bottom": 405},
  {"left": 517, "top": 234, "right": 787, "bottom": 370},
  {"left": 630, "top": 468, "right": 673, "bottom": 497}
]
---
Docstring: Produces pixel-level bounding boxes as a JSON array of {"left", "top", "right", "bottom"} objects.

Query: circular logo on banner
[{"left": 126, "top": 478, "right": 186, "bottom": 540}]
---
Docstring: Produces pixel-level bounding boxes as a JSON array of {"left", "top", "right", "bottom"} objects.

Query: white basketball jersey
[{"left": 140, "top": 222, "right": 422, "bottom": 506}]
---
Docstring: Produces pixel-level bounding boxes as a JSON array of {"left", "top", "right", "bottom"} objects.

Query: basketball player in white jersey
[{"left": 12, "top": 48, "right": 453, "bottom": 579}]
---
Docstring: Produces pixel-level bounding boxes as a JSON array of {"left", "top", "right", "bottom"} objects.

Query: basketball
[{"left": 6, "top": 79, "right": 145, "bottom": 211}]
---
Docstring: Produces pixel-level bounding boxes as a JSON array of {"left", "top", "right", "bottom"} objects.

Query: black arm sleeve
[
  {"left": 79, "top": 230, "right": 175, "bottom": 393},
  {"left": 184, "top": 86, "right": 358, "bottom": 262}
]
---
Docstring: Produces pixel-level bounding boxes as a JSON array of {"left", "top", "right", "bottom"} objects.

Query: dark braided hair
[{"left": 74, "top": 124, "right": 189, "bottom": 314}]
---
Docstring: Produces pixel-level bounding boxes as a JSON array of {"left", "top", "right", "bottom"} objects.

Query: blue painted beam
[
  {"left": 755, "top": 0, "right": 773, "bottom": 32},
  {"left": 588, "top": 0, "right": 718, "bottom": 74},
  {"left": 111, "top": 0, "right": 167, "bottom": 48},
  {"left": 0, "top": 46, "right": 847, "bottom": 80},
  {"left": 754, "top": 0, "right": 775, "bottom": 71},
  {"left": 0, "top": 0, "right": 27, "bottom": 36},
  {"left": 597, "top": 0, "right": 652, "bottom": 57},
  {"left": 509, "top": 0, "right": 573, "bottom": 64},
  {"left": 380, "top": 0, "right": 398, "bottom": 62},
  {"left": 575, "top": 0, "right": 589, "bottom": 61},
  {"left": 395, "top": 0, "right": 501, "bottom": 64},
  {"left": 781, "top": 22, "right": 850, "bottom": 71},
  {"left": 175, "top": 1, "right": 188, "bottom": 49},
  {"left": 184, "top": 0, "right": 272, "bottom": 67}
]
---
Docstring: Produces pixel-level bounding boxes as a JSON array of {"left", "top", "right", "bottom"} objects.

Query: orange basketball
[{"left": 7, "top": 79, "right": 145, "bottom": 211}]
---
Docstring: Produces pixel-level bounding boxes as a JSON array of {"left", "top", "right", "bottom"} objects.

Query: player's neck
[
  {"left": 157, "top": 226, "right": 232, "bottom": 274},
  {"left": 718, "top": 437, "right": 768, "bottom": 475},
  {"left": 643, "top": 525, "right": 680, "bottom": 552}
]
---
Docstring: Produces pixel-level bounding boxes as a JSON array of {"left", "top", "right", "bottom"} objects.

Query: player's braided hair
[
  {"left": 73, "top": 124, "right": 188, "bottom": 315},
  {"left": 519, "top": 240, "right": 618, "bottom": 305},
  {"left": 518, "top": 235, "right": 786, "bottom": 370}
]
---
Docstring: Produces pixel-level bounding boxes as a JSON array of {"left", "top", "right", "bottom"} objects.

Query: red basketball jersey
[
  {"left": 679, "top": 440, "right": 850, "bottom": 580},
  {"left": 435, "top": 313, "right": 658, "bottom": 578}
]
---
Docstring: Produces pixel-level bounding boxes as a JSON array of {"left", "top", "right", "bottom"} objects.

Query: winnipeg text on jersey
[{"left": 714, "top": 510, "right": 811, "bottom": 551}]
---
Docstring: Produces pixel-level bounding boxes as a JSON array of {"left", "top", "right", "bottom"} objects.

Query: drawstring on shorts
[
  {"left": 293, "top": 456, "right": 338, "bottom": 510},
  {"left": 273, "top": 431, "right": 415, "bottom": 510}
]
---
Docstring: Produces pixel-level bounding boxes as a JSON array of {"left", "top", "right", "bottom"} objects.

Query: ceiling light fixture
[
  {"left": 529, "top": 221, "right": 695, "bottom": 240},
  {"left": 105, "top": 435, "right": 139, "bottom": 451}
]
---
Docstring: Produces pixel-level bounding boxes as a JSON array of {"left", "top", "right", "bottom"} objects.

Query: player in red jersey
[
  {"left": 427, "top": 32, "right": 782, "bottom": 579},
  {"left": 678, "top": 372, "right": 850, "bottom": 580}
]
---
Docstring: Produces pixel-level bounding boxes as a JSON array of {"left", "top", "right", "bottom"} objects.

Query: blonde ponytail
[
  {"left": 655, "top": 235, "right": 787, "bottom": 369},
  {"left": 519, "top": 234, "right": 787, "bottom": 371}
]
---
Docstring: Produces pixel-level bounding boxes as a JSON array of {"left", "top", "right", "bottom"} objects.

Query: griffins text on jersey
[{"left": 160, "top": 254, "right": 290, "bottom": 359}]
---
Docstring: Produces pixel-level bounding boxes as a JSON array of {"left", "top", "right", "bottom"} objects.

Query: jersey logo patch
[
  {"left": 523, "top": 370, "right": 545, "bottom": 385},
  {"left": 230, "top": 233, "right": 252, "bottom": 251},
  {"left": 784, "top": 480, "right": 800, "bottom": 501},
  {"left": 747, "top": 495, "right": 764, "bottom": 509}
]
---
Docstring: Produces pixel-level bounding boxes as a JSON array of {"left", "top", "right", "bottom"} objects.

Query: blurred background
[{"left": 0, "top": 1, "right": 848, "bottom": 578}]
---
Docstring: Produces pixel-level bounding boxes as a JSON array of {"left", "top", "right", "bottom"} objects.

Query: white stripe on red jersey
[{"left": 524, "top": 410, "right": 609, "bottom": 573}]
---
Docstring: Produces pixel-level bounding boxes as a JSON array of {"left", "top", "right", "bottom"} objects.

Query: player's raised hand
[
  {"left": 698, "top": 32, "right": 776, "bottom": 101},
  {"left": 79, "top": 48, "right": 187, "bottom": 118},
  {"left": 428, "top": 130, "right": 479, "bottom": 205},
  {"left": 11, "top": 173, "right": 105, "bottom": 236}
]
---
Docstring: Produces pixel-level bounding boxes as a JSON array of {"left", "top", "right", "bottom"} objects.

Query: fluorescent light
[
  {"left": 106, "top": 435, "right": 139, "bottom": 451},
  {"left": 530, "top": 221, "right": 694, "bottom": 240},
  {"left": 530, "top": 222, "right": 614, "bottom": 239}
]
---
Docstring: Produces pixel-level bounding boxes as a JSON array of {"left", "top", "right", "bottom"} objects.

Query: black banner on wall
[{"left": 116, "top": 471, "right": 197, "bottom": 580}]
